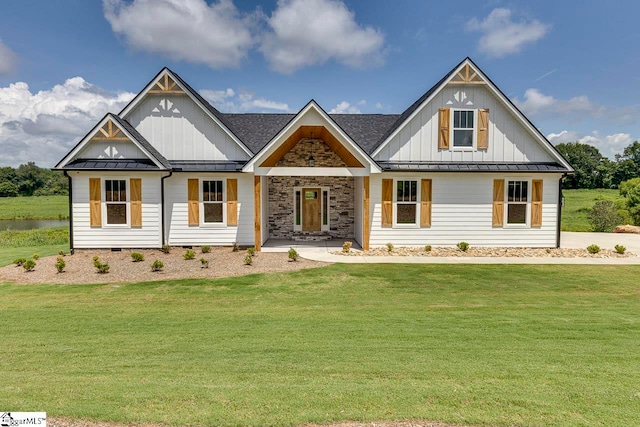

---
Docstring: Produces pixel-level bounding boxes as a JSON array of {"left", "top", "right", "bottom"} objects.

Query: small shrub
[
  {"left": 244, "top": 255, "right": 253, "bottom": 265},
  {"left": 424, "top": 245, "right": 432, "bottom": 252},
  {"left": 614, "top": 244, "right": 627, "bottom": 254},
  {"left": 160, "top": 245, "right": 171, "bottom": 254},
  {"left": 183, "top": 249, "right": 196, "bottom": 260},
  {"left": 94, "top": 260, "right": 110, "bottom": 274},
  {"left": 131, "top": 252, "right": 145, "bottom": 262},
  {"left": 200, "top": 258, "right": 209, "bottom": 268},
  {"left": 288, "top": 248, "right": 299, "bottom": 261},
  {"left": 151, "top": 259, "right": 164, "bottom": 272},
  {"left": 587, "top": 244, "right": 601, "bottom": 254},
  {"left": 546, "top": 248, "right": 552, "bottom": 254},
  {"left": 342, "top": 241, "right": 352, "bottom": 253},
  {"left": 232, "top": 241, "right": 239, "bottom": 252},
  {"left": 588, "top": 200, "right": 623, "bottom": 232},
  {"left": 55, "top": 257, "right": 66, "bottom": 273},
  {"left": 201, "top": 245, "right": 211, "bottom": 254},
  {"left": 58, "top": 250, "right": 66, "bottom": 256},
  {"left": 32, "top": 253, "right": 40, "bottom": 260},
  {"left": 23, "top": 259, "right": 36, "bottom": 272},
  {"left": 457, "top": 241, "right": 470, "bottom": 252},
  {"left": 13, "top": 258, "right": 27, "bottom": 267},
  {"left": 246, "top": 247, "right": 256, "bottom": 257},
  {"left": 92, "top": 255, "right": 99, "bottom": 262},
  {"left": 386, "top": 243, "right": 394, "bottom": 252}
]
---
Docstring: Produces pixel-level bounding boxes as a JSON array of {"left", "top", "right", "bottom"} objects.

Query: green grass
[
  {"left": 0, "top": 195, "right": 68, "bottom": 219},
  {"left": 1, "top": 264, "right": 639, "bottom": 426},
  {"left": 0, "top": 226, "right": 69, "bottom": 266},
  {"left": 561, "top": 189, "right": 629, "bottom": 231}
]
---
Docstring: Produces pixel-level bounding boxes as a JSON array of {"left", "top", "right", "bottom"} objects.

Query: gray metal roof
[
  {"left": 169, "top": 160, "right": 245, "bottom": 172},
  {"left": 65, "top": 159, "right": 160, "bottom": 170},
  {"left": 378, "top": 162, "right": 569, "bottom": 172}
]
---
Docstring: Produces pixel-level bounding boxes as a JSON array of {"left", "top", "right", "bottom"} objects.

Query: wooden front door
[{"left": 302, "top": 188, "right": 321, "bottom": 231}]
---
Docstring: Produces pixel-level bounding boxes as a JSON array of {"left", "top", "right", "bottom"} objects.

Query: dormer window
[{"left": 453, "top": 110, "right": 474, "bottom": 148}]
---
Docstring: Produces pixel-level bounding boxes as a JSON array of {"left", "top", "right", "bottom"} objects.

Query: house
[{"left": 54, "top": 57, "right": 573, "bottom": 252}]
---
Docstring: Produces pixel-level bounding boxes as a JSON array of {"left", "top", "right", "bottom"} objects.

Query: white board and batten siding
[
  {"left": 76, "top": 139, "right": 146, "bottom": 160},
  {"left": 71, "top": 171, "right": 162, "bottom": 248},
  {"left": 374, "top": 84, "right": 556, "bottom": 164},
  {"left": 368, "top": 173, "right": 561, "bottom": 248},
  {"left": 165, "top": 173, "right": 254, "bottom": 246},
  {"left": 125, "top": 95, "right": 250, "bottom": 161}
]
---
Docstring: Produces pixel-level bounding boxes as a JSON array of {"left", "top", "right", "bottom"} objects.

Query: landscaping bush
[
  {"left": 23, "top": 259, "right": 36, "bottom": 272},
  {"left": 201, "top": 245, "right": 211, "bottom": 254},
  {"left": 232, "top": 241, "right": 239, "bottom": 252},
  {"left": 588, "top": 200, "right": 623, "bottom": 232},
  {"left": 131, "top": 252, "right": 144, "bottom": 262},
  {"left": 32, "top": 253, "right": 40, "bottom": 260},
  {"left": 342, "top": 241, "right": 352, "bottom": 253},
  {"left": 160, "top": 245, "right": 171, "bottom": 254},
  {"left": 615, "top": 244, "right": 627, "bottom": 254},
  {"left": 55, "top": 257, "right": 66, "bottom": 273},
  {"left": 93, "top": 258, "right": 110, "bottom": 274},
  {"left": 13, "top": 257, "right": 27, "bottom": 267},
  {"left": 457, "top": 241, "right": 470, "bottom": 252},
  {"left": 183, "top": 249, "right": 196, "bottom": 260},
  {"left": 424, "top": 245, "right": 432, "bottom": 252},
  {"left": 288, "top": 248, "right": 299, "bottom": 261},
  {"left": 247, "top": 247, "right": 256, "bottom": 257},
  {"left": 244, "top": 255, "right": 253, "bottom": 265},
  {"left": 58, "top": 250, "right": 66, "bottom": 256},
  {"left": 620, "top": 177, "right": 640, "bottom": 225},
  {"left": 386, "top": 243, "right": 394, "bottom": 252},
  {"left": 587, "top": 244, "right": 601, "bottom": 254},
  {"left": 151, "top": 260, "right": 164, "bottom": 272},
  {"left": 200, "top": 258, "right": 209, "bottom": 268}
]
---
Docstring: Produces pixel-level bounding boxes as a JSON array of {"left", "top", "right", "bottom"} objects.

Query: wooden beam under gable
[
  {"left": 148, "top": 74, "right": 185, "bottom": 95},
  {"left": 90, "top": 119, "right": 133, "bottom": 142},
  {"left": 450, "top": 63, "right": 485, "bottom": 85}
]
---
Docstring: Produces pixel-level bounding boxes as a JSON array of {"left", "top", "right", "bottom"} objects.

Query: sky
[{"left": 0, "top": 0, "right": 639, "bottom": 167}]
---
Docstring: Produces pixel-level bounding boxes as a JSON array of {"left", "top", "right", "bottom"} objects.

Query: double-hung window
[
  {"left": 202, "top": 180, "right": 224, "bottom": 223},
  {"left": 507, "top": 180, "right": 528, "bottom": 224},
  {"left": 395, "top": 179, "right": 418, "bottom": 225},
  {"left": 453, "top": 110, "right": 474, "bottom": 148},
  {"left": 105, "top": 179, "right": 127, "bottom": 225}
]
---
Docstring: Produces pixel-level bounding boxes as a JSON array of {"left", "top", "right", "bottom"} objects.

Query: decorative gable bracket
[{"left": 449, "top": 63, "right": 485, "bottom": 85}]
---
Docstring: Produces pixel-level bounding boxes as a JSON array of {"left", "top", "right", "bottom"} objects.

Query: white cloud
[
  {"left": 548, "top": 130, "right": 635, "bottom": 159},
  {"left": 0, "top": 78, "right": 135, "bottom": 167},
  {"left": 0, "top": 41, "right": 18, "bottom": 75},
  {"left": 103, "top": 0, "right": 255, "bottom": 69},
  {"left": 200, "top": 88, "right": 289, "bottom": 112},
  {"left": 514, "top": 88, "right": 605, "bottom": 120},
  {"left": 467, "top": 8, "right": 549, "bottom": 58},
  {"left": 261, "top": 0, "right": 385, "bottom": 73},
  {"left": 329, "top": 101, "right": 360, "bottom": 114}
]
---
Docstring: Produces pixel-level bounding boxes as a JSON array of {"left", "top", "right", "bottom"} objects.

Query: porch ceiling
[{"left": 259, "top": 125, "right": 364, "bottom": 168}]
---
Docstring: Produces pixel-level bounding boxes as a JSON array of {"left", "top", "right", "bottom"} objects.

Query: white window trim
[
  {"left": 293, "top": 186, "right": 330, "bottom": 232},
  {"left": 504, "top": 177, "right": 531, "bottom": 228},
  {"left": 450, "top": 109, "right": 477, "bottom": 151},
  {"left": 102, "top": 178, "right": 130, "bottom": 228},
  {"left": 393, "top": 178, "right": 421, "bottom": 228},
  {"left": 200, "top": 178, "right": 227, "bottom": 227}
]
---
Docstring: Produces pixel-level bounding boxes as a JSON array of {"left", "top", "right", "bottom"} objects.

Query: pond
[{"left": 0, "top": 219, "right": 69, "bottom": 230}]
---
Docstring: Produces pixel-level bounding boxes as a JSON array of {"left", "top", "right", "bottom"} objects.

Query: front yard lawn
[{"left": 1, "top": 264, "right": 639, "bottom": 426}]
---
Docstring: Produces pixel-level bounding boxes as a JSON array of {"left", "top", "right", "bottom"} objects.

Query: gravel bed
[
  {"left": 334, "top": 246, "right": 634, "bottom": 258},
  {"left": 0, "top": 247, "right": 326, "bottom": 285}
]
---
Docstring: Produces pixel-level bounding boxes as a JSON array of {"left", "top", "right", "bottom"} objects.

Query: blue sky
[{"left": 0, "top": 0, "right": 639, "bottom": 167}]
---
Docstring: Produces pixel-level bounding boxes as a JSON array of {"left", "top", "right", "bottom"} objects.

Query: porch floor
[{"left": 261, "top": 239, "right": 362, "bottom": 254}]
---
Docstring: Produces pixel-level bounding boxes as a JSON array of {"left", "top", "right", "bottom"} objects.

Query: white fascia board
[
  {"left": 243, "top": 101, "right": 381, "bottom": 173},
  {"left": 119, "top": 69, "right": 253, "bottom": 158},
  {"left": 254, "top": 167, "right": 370, "bottom": 176}
]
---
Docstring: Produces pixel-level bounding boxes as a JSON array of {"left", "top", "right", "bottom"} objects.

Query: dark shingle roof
[
  {"left": 330, "top": 114, "right": 401, "bottom": 154},
  {"left": 378, "top": 162, "right": 570, "bottom": 172},
  {"left": 65, "top": 159, "right": 160, "bottom": 170}
]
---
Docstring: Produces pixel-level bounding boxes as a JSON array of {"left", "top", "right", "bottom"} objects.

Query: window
[
  {"left": 396, "top": 180, "right": 418, "bottom": 225},
  {"left": 453, "top": 110, "right": 474, "bottom": 147},
  {"left": 202, "top": 180, "right": 223, "bottom": 223},
  {"left": 507, "top": 180, "right": 528, "bottom": 224},
  {"left": 295, "top": 190, "right": 301, "bottom": 226},
  {"left": 322, "top": 190, "right": 328, "bottom": 226},
  {"left": 105, "top": 179, "right": 127, "bottom": 224}
]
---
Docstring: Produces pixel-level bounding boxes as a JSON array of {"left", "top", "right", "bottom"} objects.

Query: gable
[
  {"left": 372, "top": 59, "right": 572, "bottom": 170},
  {"left": 76, "top": 118, "right": 146, "bottom": 159},
  {"left": 121, "top": 69, "right": 251, "bottom": 162}
]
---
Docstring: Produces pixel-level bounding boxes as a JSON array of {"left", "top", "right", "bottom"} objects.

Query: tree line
[
  {"left": 0, "top": 162, "right": 68, "bottom": 197},
  {"left": 556, "top": 141, "right": 640, "bottom": 189}
]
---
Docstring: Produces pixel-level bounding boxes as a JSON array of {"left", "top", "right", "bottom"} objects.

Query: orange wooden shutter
[
  {"left": 420, "top": 179, "right": 432, "bottom": 227},
  {"left": 531, "top": 180, "right": 543, "bottom": 227},
  {"left": 381, "top": 179, "right": 393, "bottom": 227},
  {"left": 477, "top": 109, "right": 489, "bottom": 150},
  {"left": 89, "top": 178, "right": 102, "bottom": 227},
  {"left": 227, "top": 179, "right": 238, "bottom": 226},
  {"left": 188, "top": 179, "right": 199, "bottom": 226},
  {"left": 492, "top": 179, "right": 504, "bottom": 227},
  {"left": 438, "top": 108, "right": 450, "bottom": 149},
  {"left": 130, "top": 178, "right": 142, "bottom": 227}
]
